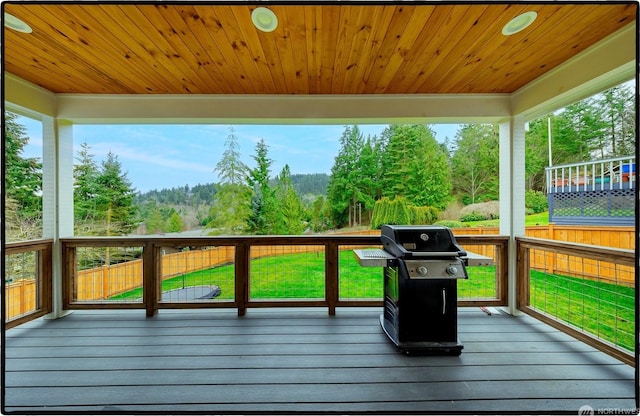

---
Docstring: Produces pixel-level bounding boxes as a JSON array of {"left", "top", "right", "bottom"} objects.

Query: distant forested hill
[
  {"left": 290, "top": 173, "right": 329, "bottom": 195},
  {"left": 135, "top": 173, "right": 329, "bottom": 205},
  {"left": 134, "top": 183, "right": 219, "bottom": 206}
]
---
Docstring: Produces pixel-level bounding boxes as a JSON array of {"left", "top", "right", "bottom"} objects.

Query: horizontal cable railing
[
  {"left": 516, "top": 236, "right": 635, "bottom": 366},
  {"left": 59, "top": 235, "right": 508, "bottom": 316},
  {"left": 4, "top": 239, "right": 53, "bottom": 329}
]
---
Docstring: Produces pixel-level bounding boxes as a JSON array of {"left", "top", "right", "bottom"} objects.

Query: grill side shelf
[
  {"left": 353, "top": 249, "right": 396, "bottom": 267},
  {"left": 353, "top": 249, "right": 494, "bottom": 267},
  {"left": 464, "top": 252, "right": 494, "bottom": 266}
]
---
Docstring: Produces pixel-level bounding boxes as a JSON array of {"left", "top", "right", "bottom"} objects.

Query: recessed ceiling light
[
  {"left": 502, "top": 11, "right": 537, "bottom": 36},
  {"left": 251, "top": 7, "right": 278, "bottom": 33},
  {"left": 4, "top": 12, "right": 32, "bottom": 34}
]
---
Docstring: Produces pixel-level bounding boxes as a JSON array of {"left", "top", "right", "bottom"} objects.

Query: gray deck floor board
[{"left": 3, "top": 307, "right": 636, "bottom": 413}]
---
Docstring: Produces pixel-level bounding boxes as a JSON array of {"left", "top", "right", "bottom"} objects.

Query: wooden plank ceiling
[{"left": 3, "top": 2, "right": 636, "bottom": 95}]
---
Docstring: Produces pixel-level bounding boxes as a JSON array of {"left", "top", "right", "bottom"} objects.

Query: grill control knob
[
  {"left": 417, "top": 266, "right": 428, "bottom": 276},
  {"left": 446, "top": 265, "right": 459, "bottom": 276}
]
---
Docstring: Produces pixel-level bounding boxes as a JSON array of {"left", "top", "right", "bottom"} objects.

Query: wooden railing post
[
  {"left": 39, "top": 244, "right": 53, "bottom": 315},
  {"left": 325, "top": 242, "right": 339, "bottom": 316},
  {"left": 516, "top": 241, "right": 530, "bottom": 310},
  {"left": 493, "top": 238, "right": 508, "bottom": 306},
  {"left": 143, "top": 242, "right": 158, "bottom": 317},
  {"left": 235, "top": 242, "right": 249, "bottom": 316}
]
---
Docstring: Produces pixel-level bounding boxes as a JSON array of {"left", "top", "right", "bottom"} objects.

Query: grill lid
[{"left": 381, "top": 225, "right": 467, "bottom": 259}]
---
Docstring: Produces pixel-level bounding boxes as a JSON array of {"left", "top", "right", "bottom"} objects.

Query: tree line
[
  {"left": 5, "top": 112, "right": 42, "bottom": 241},
  {"left": 135, "top": 174, "right": 328, "bottom": 207},
  {"left": 4, "top": 83, "right": 635, "bottom": 240}
]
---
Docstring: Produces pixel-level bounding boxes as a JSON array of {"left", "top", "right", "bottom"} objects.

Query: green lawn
[
  {"left": 463, "top": 211, "right": 549, "bottom": 227},
  {"left": 111, "top": 250, "right": 497, "bottom": 301},
  {"left": 110, "top": 249, "right": 634, "bottom": 352},
  {"left": 529, "top": 270, "right": 635, "bottom": 351},
  {"left": 552, "top": 208, "right": 635, "bottom": 217}
]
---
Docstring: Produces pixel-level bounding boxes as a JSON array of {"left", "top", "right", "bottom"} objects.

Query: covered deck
[
  {"left": 3, "top": 2, "right": 638, "bottom": 414},
  {"left": 4, "top": 307, "right": 635, "bottom": 414}
]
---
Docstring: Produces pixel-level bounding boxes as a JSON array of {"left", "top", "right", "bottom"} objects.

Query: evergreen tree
[
  {"left": 327, "top": 126, "right": 360, "bottom": 227},
  {"left": 4, "top": 112, "right": 42, "bottom": 231},
  {"left": 524, "top": 117, "right": 554, "bottom": 191},
  {"left": 207, "top": 127, "right": 251, "bottom": 234},
  {"left": 380, "top": 124, "right": 451, "bottom": 210},
  {"left": 596, "top": 85, "right": 636, "bottom": 157},
  {"left": 356, "top": 136, "right": 384, "bottom": 222},
  {"left": 290, "top": 173, "right": 330, "bottom": 195},
  {"left": 275, "top": 164, "right": 306, "bottom": 234},
  {"left": 74, "top": 140, "right": 100, "bottom": 223},
  {"left": 91, "top": 152, "right": 138, "bottom": 236},
  {"left": 246, "top": 139, "right": 278, "bottom": 234},
  {"left": 327, "top": 126, "right": 380, "bottom": 228},
  {"left": 215, "top": 127, "right": 249, "bottom": 185},
  {"left": 205, "top": 185, "right": 251, "bottom": 234},
  {"left": 554, "top": 100, "right": 600, "bottom": 163},
  {"left": 309, "top": 195, "right": 333, "bottom": 232}
]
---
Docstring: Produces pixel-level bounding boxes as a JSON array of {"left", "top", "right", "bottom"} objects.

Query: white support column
[
  {"left": 42, "top": 116, "right": 74, "bottom": 319},
  {"left": 499, "top": 116, "right": 527, "bottom": 316}
]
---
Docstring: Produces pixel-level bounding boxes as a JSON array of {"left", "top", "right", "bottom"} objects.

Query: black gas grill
[{"left": 379, "top": 225, "right": 468, "bottom": 355}]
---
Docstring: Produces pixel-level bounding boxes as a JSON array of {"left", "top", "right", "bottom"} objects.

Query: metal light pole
[{"left": 548, "top": 117, "right": 553, "bottom": 167}]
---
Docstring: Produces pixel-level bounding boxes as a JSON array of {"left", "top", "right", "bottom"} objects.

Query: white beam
[
  {"left": 3, "top": 73, "right": 57, "bottom": 118},
  {"left": 54, "top": 93, "right": 511, "bottom": 125},
  {"left": 511, "top": 22, "right": 636, "bottom": 120}
]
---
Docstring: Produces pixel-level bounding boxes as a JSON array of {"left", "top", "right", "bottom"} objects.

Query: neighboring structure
[{"left": 546, "top": 156, "right": 636, "bottom": 225}]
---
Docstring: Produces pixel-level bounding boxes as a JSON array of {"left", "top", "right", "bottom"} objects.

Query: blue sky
[{"left": 18, "top": 118, "right": 459, "bottom": 193}]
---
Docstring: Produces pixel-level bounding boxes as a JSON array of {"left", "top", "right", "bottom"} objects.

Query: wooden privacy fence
[
  {"left": 76, "top": 260, "right": 143, "bottom": 301},
  {"left": 456, "top": 224, "right": 635, "bottom": 249},
  {"left": 75, "top": 244, "right": 325, "bottom": 300},
  {"left": 345, "top": 224, "right": 635, "bottom": 250},
  {"left": 459, "top": 225, "right": 635, "bottom": 285},
  {"left": 527, "top": 241, "right": 634, "bottom": 286},
  {"left": 5, "top": 279, "right": 37, "bottom": 319},
  {"left": 461, "top": 225, "right": 636, "bottom": 285},
  {"left": 72, "top": 225, "right": 634, "bottom": 301}
]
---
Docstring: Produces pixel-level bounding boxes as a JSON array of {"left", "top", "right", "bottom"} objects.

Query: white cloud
[{"left": 89, "top": 141, "right": 212, "bottom": 173}]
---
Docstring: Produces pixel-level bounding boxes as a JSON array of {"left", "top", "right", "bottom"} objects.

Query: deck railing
[
  {"left": 4, "top": 239, "right": 53, "bottom": 329},
  {"left": 545, "top": 156, "right": 636, "bottom": 225},
  {"left": 516, "top": 237, "right": 635, "bottom": 366},
  {"left": 59, "top": 235, "right": 509, "bottom": 316},
  {"left": 545, "top": 155, "right": 636, "bottom": 193},
  {"left": 6, "top": 235, "right": 635, "bottom": 365}
]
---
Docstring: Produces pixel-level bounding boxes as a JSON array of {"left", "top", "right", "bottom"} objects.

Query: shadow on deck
[{"left": 3, "top": 307, "right": 636, "bottom": 414}]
